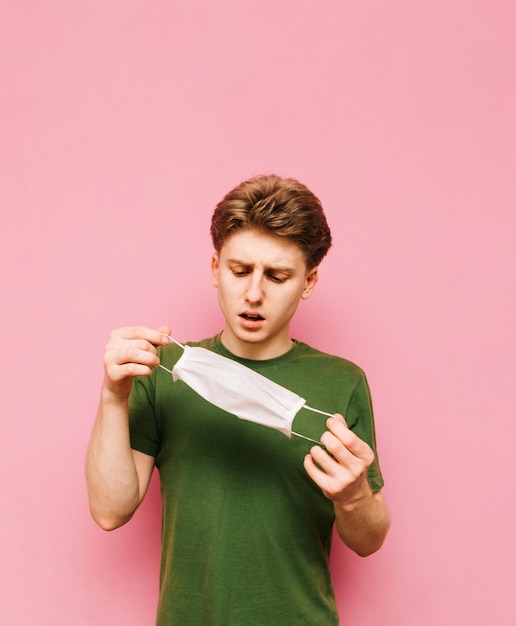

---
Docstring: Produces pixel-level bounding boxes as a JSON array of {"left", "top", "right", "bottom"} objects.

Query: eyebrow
[{"left": 226, "top": 259, "right": 295, "bottom": 274}]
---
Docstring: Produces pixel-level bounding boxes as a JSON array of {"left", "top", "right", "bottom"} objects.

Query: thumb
[
  {"left": 157, "top": 325, "right": 172, "bottom": 340},
  {"left": 332, "top": 413, "right": 348, "bottom": 428}
]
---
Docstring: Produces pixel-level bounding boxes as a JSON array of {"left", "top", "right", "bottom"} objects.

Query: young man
[{"left": 86, "top": 174, "right": 390, "bottom": 625}]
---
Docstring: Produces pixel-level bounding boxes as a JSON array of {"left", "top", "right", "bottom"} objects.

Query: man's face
[{"left": 211, "top": 228, "right": 318, "bottom": 359}]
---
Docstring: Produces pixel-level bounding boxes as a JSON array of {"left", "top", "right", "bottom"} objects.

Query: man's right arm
[{"left": 85, "top": 326, "right": 171, "bottom": 530}]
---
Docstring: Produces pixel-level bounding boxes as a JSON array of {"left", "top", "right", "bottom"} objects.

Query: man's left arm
[{"left": 303, "top": 414, "right": 390, "bottom": 557}]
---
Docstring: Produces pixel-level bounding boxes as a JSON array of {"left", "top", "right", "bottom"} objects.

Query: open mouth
[{"left": 240, "top": 313, "right": 264, "bottom": 322}]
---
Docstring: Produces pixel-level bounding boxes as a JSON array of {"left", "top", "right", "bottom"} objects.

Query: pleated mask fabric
[{"left": 159, "top": 337, "right": 333, "bottom": 442}]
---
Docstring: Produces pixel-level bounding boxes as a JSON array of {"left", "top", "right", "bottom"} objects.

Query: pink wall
[{"left": 1, "top": 1, "right": 515, "bottom": 624}]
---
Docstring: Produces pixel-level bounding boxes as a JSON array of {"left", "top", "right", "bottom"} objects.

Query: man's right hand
[{"left": 102, "top": 325, "right": 172, "bottom": 401}]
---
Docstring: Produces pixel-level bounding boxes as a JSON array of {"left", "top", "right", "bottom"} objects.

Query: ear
[
  {"left": 301, "top": 267, "right": 318, "bottom": 300},
  {"left": 211, "top": 252, "right": 220, "bottom": 288}
]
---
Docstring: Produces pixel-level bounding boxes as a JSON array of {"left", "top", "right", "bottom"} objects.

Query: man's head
[{"left": 210, "top": 174, "right": 332, "bottom": 270}]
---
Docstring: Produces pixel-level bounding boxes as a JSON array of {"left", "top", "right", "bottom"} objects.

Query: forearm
[
  {"left": 85, "top": 391, "right": 142, "bottom": 530},
  {"left": 333, "top": 487, "right": 390, "bottom": 557},
  {"left": 86, "top": 326, "right": 168, "bottom": 529}
]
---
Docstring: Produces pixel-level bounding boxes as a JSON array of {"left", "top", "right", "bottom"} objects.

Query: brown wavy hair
[{"left": 210, "top": 174, "right": 332, "bottom": 269}]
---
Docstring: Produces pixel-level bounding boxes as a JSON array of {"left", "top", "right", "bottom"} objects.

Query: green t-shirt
[{"left": 129, "top": 335, "right": 384, "bottom": 626}]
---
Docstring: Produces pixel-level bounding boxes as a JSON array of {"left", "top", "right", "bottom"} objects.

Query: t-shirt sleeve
[
  {"left": 128, "top": 373, "right": 160, "bottom": 458},
  {"left": 345, "top": 374, "right": 385, "bottom": 492}
]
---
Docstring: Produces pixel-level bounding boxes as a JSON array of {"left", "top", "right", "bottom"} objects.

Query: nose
[{"left": 245, "top": 271, "right": 264, "bottom": 304}]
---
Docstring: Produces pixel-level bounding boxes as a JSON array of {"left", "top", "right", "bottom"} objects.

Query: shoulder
[{"left": 292, "top": 340, "right": 367, "bottom": 379}]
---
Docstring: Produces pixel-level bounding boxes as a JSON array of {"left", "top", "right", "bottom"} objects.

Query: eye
[
  {"left": 267, "top": 273, "right": 288, "bottom": 283},
  {"left": 232, "top": 268, "right": 250, "bottom": 277}
]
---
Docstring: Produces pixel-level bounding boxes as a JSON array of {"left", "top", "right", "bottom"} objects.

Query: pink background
[{"left": 1, "top": 1, "right": 515, "bottom": 624}]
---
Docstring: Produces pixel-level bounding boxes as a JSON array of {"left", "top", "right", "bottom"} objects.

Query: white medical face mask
[{"left": 158, "top": 337, "right": 332, "bottom": 442}]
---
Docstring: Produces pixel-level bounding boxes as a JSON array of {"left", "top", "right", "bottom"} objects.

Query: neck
[{"left": 219, "top": 330, "right": 293, "bottom": 360}]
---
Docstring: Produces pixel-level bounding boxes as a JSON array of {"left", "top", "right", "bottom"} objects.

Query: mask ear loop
[
  {"left": 166, "top": 335, "right": 185, "bottom": 348},
  {"left": 157, "top": 336, "right": 184, "bottom": 375},
  {"left": 292, "top": 405, "right": 335, "bottom": 446},
  {"left": 157, "top": 336, "right": 330, "bottom": 447},
  {"left": 290, "top": 431, "right": 322, "bottom": 445}
]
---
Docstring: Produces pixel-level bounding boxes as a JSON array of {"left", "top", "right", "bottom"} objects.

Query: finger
[
  {"left": 105, "top": 337, "right": 163, "bottom": 374},
  {"left": 120, "top": 345, "right": 161, "bottom": 367},
  {"left": 307, "top": 444, "right": 340, "bottom": 475},
  {"left": 105, "top": 344, "right": 159, "bottom": 377},
  {"left": 106, "top": 337, "right": 158, "bottom": 362},
  {"left": 303, "top": 452, "right": 330, "bottom": 486},
  {"left": 157, "top": 325, "right": 172, "bottom": 340},
  {"left": 116, "top": 326, "right": 171, "bottom": 346},
  {"left": 303, "top": 451, "right": 341, "bottom": 494},
  {"left": 332, "top": 412, "right": 347, "bottom": 425},
  {"left": 323, "top": 416, "right": 374, "bottom": 462},
  {"left": 109, "top": 361, "right": 156, "bottom": 380}
]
